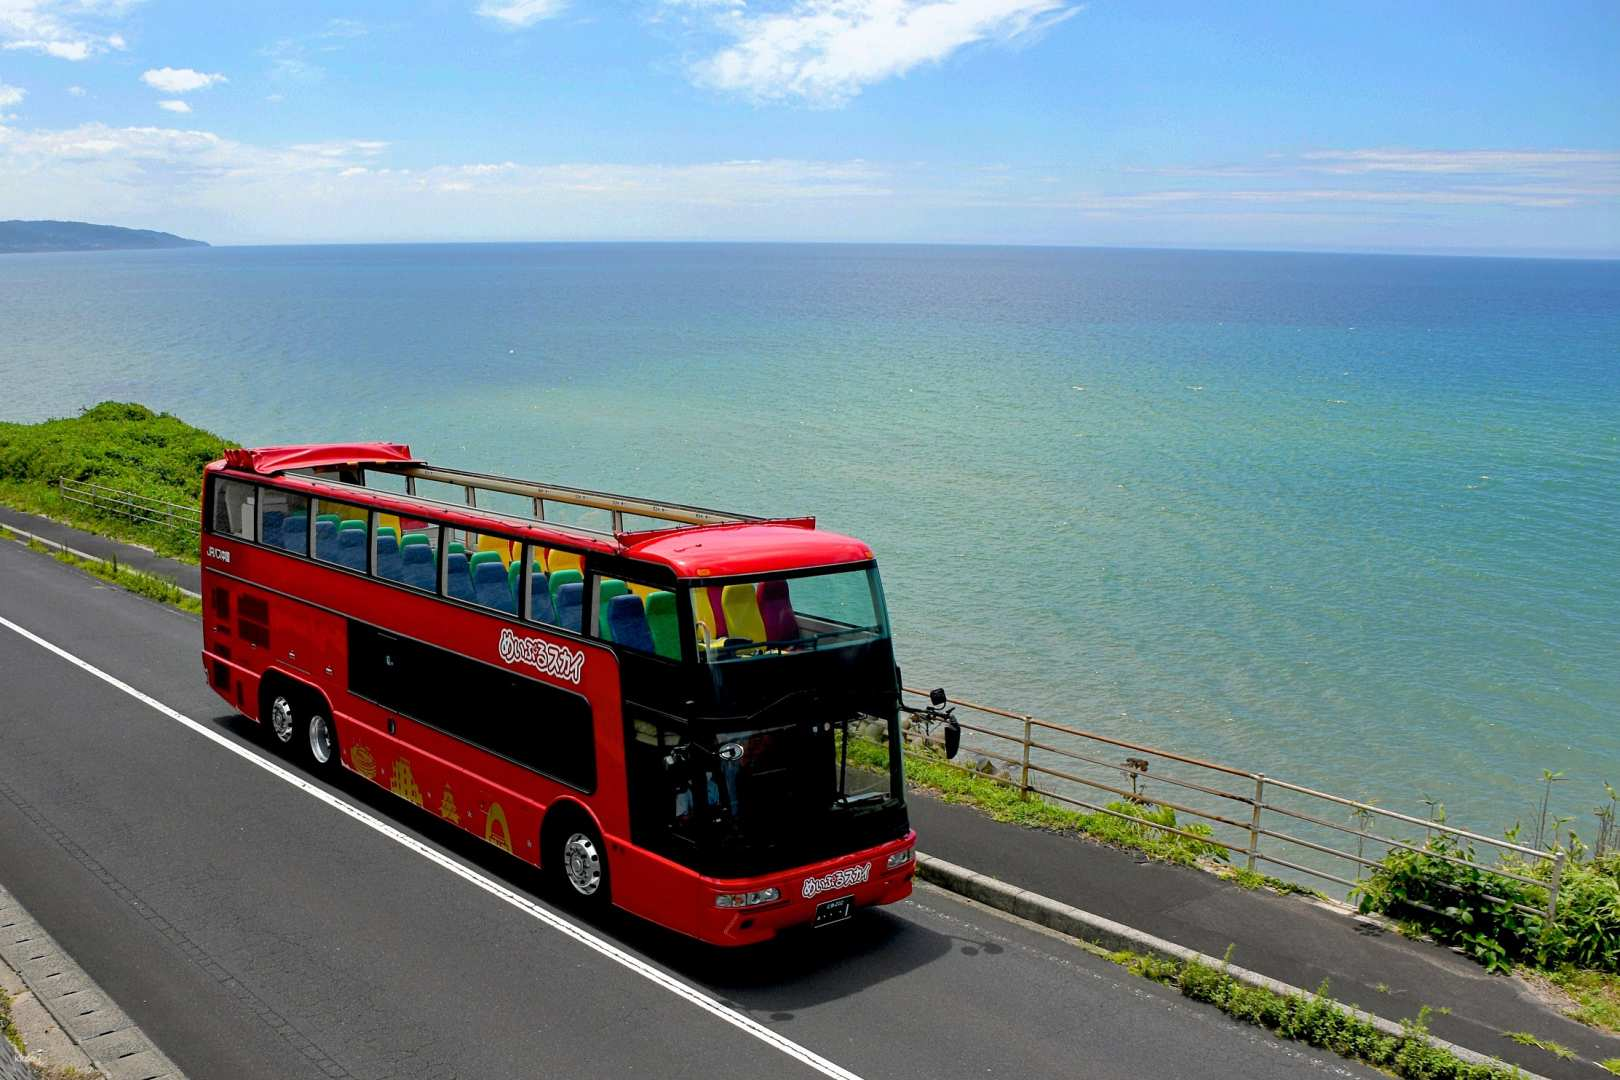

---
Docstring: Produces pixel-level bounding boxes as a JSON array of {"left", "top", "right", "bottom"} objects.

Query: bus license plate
[{"left": 814, "top": 895, "right": 854, "bottom": 927}]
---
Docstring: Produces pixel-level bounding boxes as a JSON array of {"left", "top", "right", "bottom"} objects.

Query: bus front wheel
[{"left": 547, "top": 814, "right": 610, "bottom": 911}]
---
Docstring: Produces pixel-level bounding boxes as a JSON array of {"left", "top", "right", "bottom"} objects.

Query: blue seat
[
  {"left": 401, "top": 543, "right": 436, "bottom": 591},
  {"left": 554, "top": 582, "right": 583, "bottom": 633},
  {"left": 336, "top": 527, "right": 367, "bottom": 571},
  {"left": 374, "top": 533, "right": 403, "bottom": 582},
  {"left": 281, "top": 514, "right": 308, "bottom": 554},
  {"left": 472, "top": 560, "right": 515, "bottom": 613},
  {"left": 528, "top": 570, "right": 554, "bottom": 624},
  {"left": 607, "top": 594, "right": 655, "bottom": 654},
  {"left": 445, "top": 552, "right": 476, "bottom": 602},
  {"left": 262, "top": 510, "right": 284, "bottom": 547},
  {"left": 314, "top": 519, "right": 339, "bottom": 561}
]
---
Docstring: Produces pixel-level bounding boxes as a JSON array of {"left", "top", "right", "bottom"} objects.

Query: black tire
[
  {"left": 547, "top": 813, "right": 610, "bottom": 911},
  {"left": 304, "top": 702, "right": 341, "bottom": 777},
  {"left": 263, "top": 687, "right": 300, "bottom": 756}
]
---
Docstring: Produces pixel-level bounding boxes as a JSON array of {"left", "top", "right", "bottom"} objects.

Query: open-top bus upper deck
[{"left": 211, "top": 441, "right": 874, "bottom": 580}]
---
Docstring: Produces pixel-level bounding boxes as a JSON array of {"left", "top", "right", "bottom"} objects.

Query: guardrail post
[
  {"left": 1019, "top": 716, "right": 1032, "bottom": 799},
  {"left": 1546, "top": 850, "right": 1566, "bottom": 924},
  {"left": 1246, "top": 774, "right": 1265, "bottom": 872}
]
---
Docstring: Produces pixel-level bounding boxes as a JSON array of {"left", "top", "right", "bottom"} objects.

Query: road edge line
[{"left": 914, "top": 852, "right": 1546, "bottom": 1080}]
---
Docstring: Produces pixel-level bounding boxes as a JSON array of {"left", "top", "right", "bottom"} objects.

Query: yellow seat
[
  {"left": 377, "top": 512, "right": 401, "bottom": 538},
  {"left": 627, "top": 582, "right": 657, "bottom": 599},
  {"left": 546, "top": 548, "right": 583, "bottom": 575},
  {"left": 720, "top": 584, "right": 767, "bottom": 643},
  {"left": 692, "top": 587, "right": 721, "bottom": 642},
  {"left": 476, "top": 534, "right": 512, "bottom": 567}
]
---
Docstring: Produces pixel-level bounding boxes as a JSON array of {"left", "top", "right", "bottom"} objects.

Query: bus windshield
[{"left": 692, "top": 566, "right": 888, "bottom": 663}]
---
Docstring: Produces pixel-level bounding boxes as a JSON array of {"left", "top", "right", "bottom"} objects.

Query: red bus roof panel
[
  {"left": 223, "top": 443, "right": 418, "bottom": 475},
  {"left": 624, "top": 522, "right": 873, "bottom": 578}
]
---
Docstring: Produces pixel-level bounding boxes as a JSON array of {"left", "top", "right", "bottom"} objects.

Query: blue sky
[{"left": 1, "top": 0, "right": 1616, "bottom": 254}]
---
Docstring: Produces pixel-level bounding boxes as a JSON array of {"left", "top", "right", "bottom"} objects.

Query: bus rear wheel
[
  {"left": 305, "top": 708, "right": 340, "bottom": 776},
  {"left": 265, "top": 691, "right": 299, "bottom": 754}
]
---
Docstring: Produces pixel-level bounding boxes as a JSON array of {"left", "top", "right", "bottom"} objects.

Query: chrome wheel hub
[
  {"left": 269, "top": 696, "right": 296, "bottom": 744},
  {"left": 308, "top": 714, "right": 334, "bottom": 764},
  {"left": 563, "top": 832, "right": 602, "bottom": 896}
]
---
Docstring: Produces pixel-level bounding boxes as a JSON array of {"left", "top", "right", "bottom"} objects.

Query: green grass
[
  {"left": 845, "top": 736, "right": 1229, "bottom": 867},
  {"left": 1, "top": 984, "right": 22, "bottom": 1055},
  {"left": 1502, "top": 1031, "right": 1576, "bottom": 1060},
  {"left": 0, "top": 401, "right": 231, "bottom": 562},
  {"left": 1599, "top": 1057, "right": 1620, "bottom": 1075},
  {"left": 15, "top": 535, "right": 203, "bottom": 616},
  {"left": 1098, "top": 948, "right": 1525, "bottom": 1079},
  {"left": 1542, "top": 966, "right": 1620, "bottom": 1034}
]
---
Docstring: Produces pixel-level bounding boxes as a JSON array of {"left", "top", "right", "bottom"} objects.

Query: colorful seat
[
  {"left": 468, "top": 550, "right": 502, "bottom": 572},
  {"left": 756, "top": 579, "right": 800, "bottom": 642},
  {"left": 597, "top": 579, "right": 628, "bottom": 640},
  {"left": 445, "top": 552, "right": 476, "bottom": 602},
  {"left": 554, "top": 581, "right": 584, "bottom": 633},
  {"left": 447, "top": 541, "right": 466, "bottom": 557},
  {"left": 607, "top": 594, "right": 654, "bottom": 654},
  {"left": 401, "top": 543, "right": 435, "bottom": 591},
  {"left": 720, "top": 583, "right": 767, "bottom": 643},
  {"left": 645, "top": 591, "right": 681, "bottom": 660},
  {"left": 528, "top": 569, "right": 554, "bottom": 625},
  {"left": 377, "top": 525, "right": 398, "bottom": 543},
  {"left": 262, "top": 510, "right": 284, "bottom": 545},
  {"left": 315, "top": 513, "right": 341, "bottom": 527},
  {"left": 476, "top": 534, "right": 513, "bottom": 567},
  {"left": 692, "top": 586, "right": 726, "bottom": 640},
  {"left": 336, "top": 527, "right": 367, "bottom": 571},
  {"left": 546, "top": 549, "right": 583, "bottom": 575},
  {"left": 338, "top": 518, "right": 366, "bottom": 533},
  {"left": 549, "top": 568, "right": 583, "bottom": 608},
  {"left": 374, "top": 533, "right": 403, "bottom": 582},
  {"left": 473, "top": 560, "right": 515, "bottom": 613},
  {"left": 314, "top": 519, "right": 339, "bottom": 561},
  {"left": 280, "top": 514, "right": 308, "bottom": 554},
  {"left": 400, "top": 531, "right": 431, "bottom": 549}
]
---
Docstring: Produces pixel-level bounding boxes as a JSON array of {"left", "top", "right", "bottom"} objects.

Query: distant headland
[{"left": 0, "top": 220, "right": 209, "bottom": 254}]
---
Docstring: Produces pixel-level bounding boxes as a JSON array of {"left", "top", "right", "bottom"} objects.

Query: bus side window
[
  {"left": 311, "top": 498, "right": 370, "bottom": 571},
  {"left": 210, "top": 477, "right": 256, "bottom": 541},
  {"left": 260, "top": 488, "right": 309, "bottom": 554},
  {"left": 596, "top": 578, "right": 681, "bottom": 660}
]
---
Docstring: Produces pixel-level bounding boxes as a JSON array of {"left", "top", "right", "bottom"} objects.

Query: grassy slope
[{"left": 0, "top": 402, "right": 232, "bottom": 561}]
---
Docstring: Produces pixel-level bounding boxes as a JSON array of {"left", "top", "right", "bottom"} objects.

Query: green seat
[
  {"left": 447, "top": 541, "right": 466, "bottom": 556},
  {"left": 468, "top": 550, "right": 502, "bottom": 571},
  {"left": 645, "top": 591, "right": 681, "bottom": 660},
  {"left": 548, "top": 568, "right": 582, "bottom": 609},
  {"left": 377, "top": 525, "right": 398, "bottom": 542},
  {"left": 401, "top": 532, "right": 431, "bottom": 548},
  {"left": 597, "top": 579, "right": 629, "bottom": 641},
  {"left": 338, "top": 518, "right": 366, "bottom": 532},
  {"left": 508, "top": 559, "right": 542, "bottom": 597},
  {"left": 315, "top": 513, "right": 341, "bottom": 527}
]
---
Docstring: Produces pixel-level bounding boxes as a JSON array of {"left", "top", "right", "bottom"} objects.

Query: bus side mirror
[
  {"left": 943, "top": 716, "right": 961, "bottom": 760},
  {"left": 929, "top": 687, "right": 947, "bottom": 707}
]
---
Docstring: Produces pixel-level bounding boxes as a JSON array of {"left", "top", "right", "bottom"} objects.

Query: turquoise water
[{"left": 4, "top": 243, "right": 1617, "bottom": 836}]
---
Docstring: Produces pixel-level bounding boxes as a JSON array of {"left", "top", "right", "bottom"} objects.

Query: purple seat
[{"left": 756, "top": 579, "right": 800, "bottom": 641}]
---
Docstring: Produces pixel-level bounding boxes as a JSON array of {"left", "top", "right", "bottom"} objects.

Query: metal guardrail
[
  {"left": 899, "top": 686, "right": 1567, "bottom": 922},
  {"left": 58, "top": 477, "right": 200, "bottom": 535}
]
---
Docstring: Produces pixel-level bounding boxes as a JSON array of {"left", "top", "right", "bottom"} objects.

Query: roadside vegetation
[
  {"left": 0, "top": 401, "right": 231, "bottom": 562},
  {"left": 1, "top": 985, "right": 22, "bottom": 1054},
  {"left": 847, "top": 734, "right": 1229, "bottom": 866},
  {"left": 1102, "top": 947, "right": 1526, "bottom": 1079},
  {"left": 1352, "top": 780, "right": 1620, "bottom": 1034},
  {"left": 0, "top": 527, "right": 201, "bottom": 615}
]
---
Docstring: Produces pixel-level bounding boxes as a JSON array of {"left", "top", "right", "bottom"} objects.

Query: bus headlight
[
  {"left": 715, "top": 888, "right": 780, "bottom": 909},
  {"left": 885, "top": 846, "right": 914, "bottom": 871}
]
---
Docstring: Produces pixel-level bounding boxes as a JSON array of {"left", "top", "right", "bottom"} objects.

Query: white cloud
[
  {"left": 66, "top": 83, "right": 84, "bottom": 95},
  {"left": 141, "top": 67, "right": 226, "bottom": 94},
  {"left": 0, "top": 80, "right": 23, "bottom": 107},
  {"left": 1301, "top": 148, "right": 1620, "bottom": 176},
  {"left": 688, "top": 0, "right": 1078, "bottom": 105},
  {"left": 0, "top": 0, "right": 134, "bottom": 61},
  {"left": 476, "top": 0, "right": 567, "bottom": 29},
  {"left": 156, "top": 98, "right": 189, "bottom": 113}
]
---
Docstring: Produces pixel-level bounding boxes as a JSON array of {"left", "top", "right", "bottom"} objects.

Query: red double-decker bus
[{"left": 199, "top": 443, "right": 919, "bottom": 944}]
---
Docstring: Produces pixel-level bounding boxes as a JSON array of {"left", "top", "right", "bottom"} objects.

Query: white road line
[{"left": 0, "top": 613, "right": 865, "bottom": 1080}]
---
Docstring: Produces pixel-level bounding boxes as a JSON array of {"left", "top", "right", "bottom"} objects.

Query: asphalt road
[{"left": 0, "top": 538, "right": 1382, "bottom": 1080}]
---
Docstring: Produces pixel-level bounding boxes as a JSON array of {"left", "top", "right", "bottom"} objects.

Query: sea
[{"left": 3, "top": 242, "right": 1617, "bottom": 846}]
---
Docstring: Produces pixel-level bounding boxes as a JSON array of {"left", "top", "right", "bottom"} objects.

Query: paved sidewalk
[
  {"left": 908, "top": 793, "right": 1619, "bottom": 1079},
  {"left": 7, "top": 507, "right": 1615, "bottom": 1077},
  {"left": 0, "top": 505, "right": 199, "bottom": 595}
]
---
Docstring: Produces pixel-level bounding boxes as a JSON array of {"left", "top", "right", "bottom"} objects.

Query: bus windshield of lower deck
[{"left": 691, "top": 566, "right": 888, "bottom": 663}]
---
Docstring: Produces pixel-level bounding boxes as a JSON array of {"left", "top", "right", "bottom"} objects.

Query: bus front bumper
[{"left": 694, "top": 830, "right": 917, "bottom": 946}]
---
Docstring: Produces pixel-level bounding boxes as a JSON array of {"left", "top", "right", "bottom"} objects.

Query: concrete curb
[
  {"left": 916, "top": 852, "right": 1544, "bottom": 1080},
  {"left": 0, "top": 884, "right": 188, "bottom": 1080},
  {"left": 0, "top": 526, "right": 202, "bottom": 601}
]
